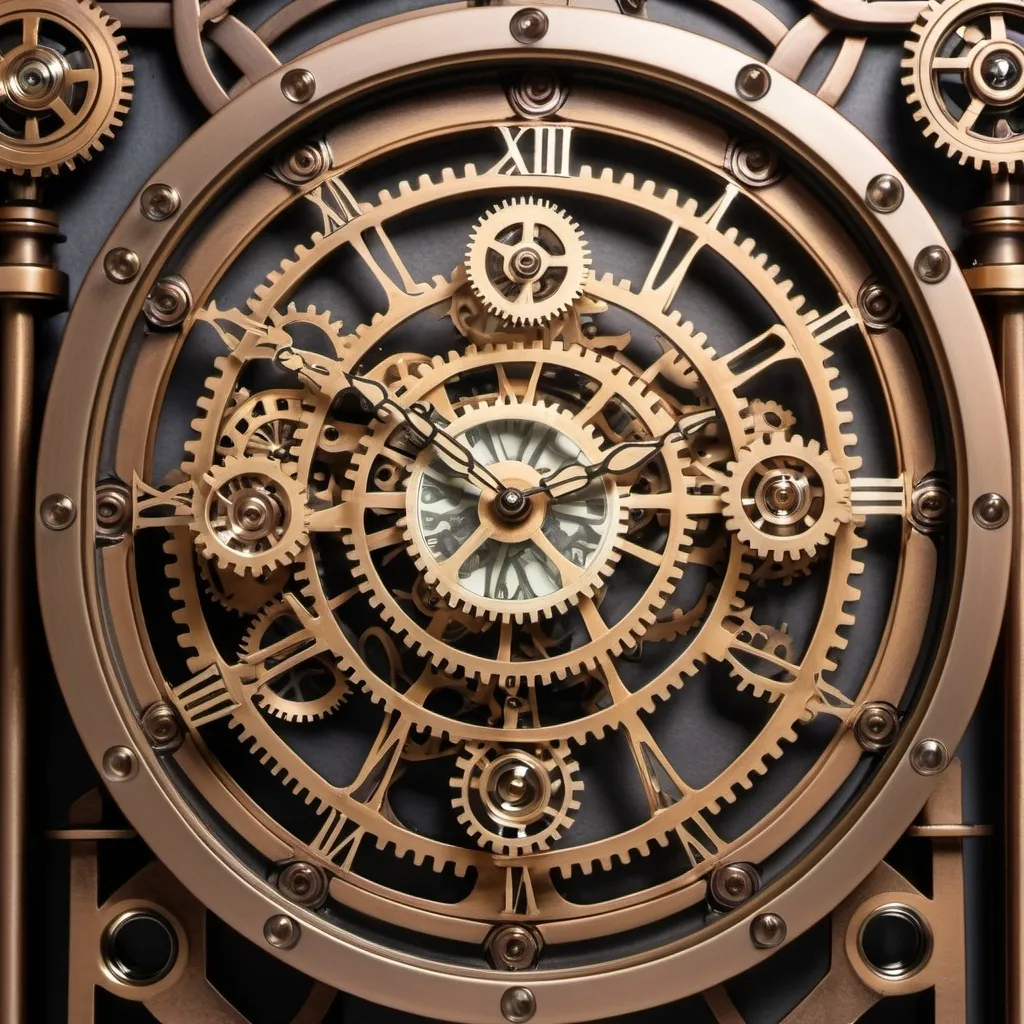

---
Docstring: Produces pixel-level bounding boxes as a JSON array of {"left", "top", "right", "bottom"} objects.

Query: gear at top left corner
[{"left": 0, "top": 0, "right": 132, "bottom": 176}]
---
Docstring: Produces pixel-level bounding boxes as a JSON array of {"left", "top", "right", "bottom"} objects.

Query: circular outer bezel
[{"left": 37, "top": 7, "right": 1011, "bottom": 1022}]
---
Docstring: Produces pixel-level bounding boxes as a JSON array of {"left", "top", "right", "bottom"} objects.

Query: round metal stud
[
  {"left": 281, "top": 68, "right": 316, "bottom": 104},
  {"left": 709, "top": 862, "right": 761, "bottom": 908},
  {"left": 101, "top": 908, "right": 179, "bottom": 985},
  {"left": 500, "top": 986, "right": 537, "bottom": 1023},
  {"left": 275, "top": 141, "right": 330, "bottom": 186},
  {"left": 910, "top": 482, "right": 950, "bottom": 532},
  {"left": 103, "top": 247, "right": 140, "bottom": 284},
  {"left": 40, "top": 493, "right": 76, "bottom": 530},
  {"left": 865, "top": 174, "right": 904, "bottom": 213},
  {"left": 510, "top": 8, "right": 549, "bottom": 44},
  {"left": 736, "top": 64, "right": 771, "bottom": 100},
  {"left": 973, "top": 492, "right": 1009, "bottom": 529},
  {"left": 141, "top": 702, "right": 183, "bottom": 753},
  {"left": 914, "top": 245, "right": 951, "bottom": 283},
  {"left": 96, "top": 482, "right": 131, "bottom": 538},
  {"left": 487, "top": 924, "right": 542, "bottom": 970},
  {"left": 140, "top": 183, "right": 181, "bottom": 222},
  {"left": 853, "top": 702, "right": 900, "bottom": 752},
  {"left": 509, "top": 72, "right": 566, "bottom": 118},
  {"left": 729, "top": 140, "right": 780, "bottom": 187},
  {"left": 858, "top": 903, "right": 933, "bottom": 980},
  {"left": 858, "top": 280, "right": 900, "bottom": 329},
  {"left": 910, "top": 738, "right": 948, "bottom": 775},
  {"left": 263, "top": 914, "right": 301, "bottom": 950},
  {"left": 750, "top": 912, "right": 787, "bottom": 949},
  {"left": 102, "top": 745, "right": 138, "bottom": 782},
  {"left": 277, "top": 861, "right": 329, "bottom": 908},
  {"left": 143, "top": 276, "right": 192, "bottom": 330}
]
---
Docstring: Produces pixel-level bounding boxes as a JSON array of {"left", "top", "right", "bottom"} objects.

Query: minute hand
[{"left": 524, "top": 409, "right": 717, "bottom": 502}]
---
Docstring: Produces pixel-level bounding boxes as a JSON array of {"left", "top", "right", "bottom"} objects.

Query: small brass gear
[
  {"left": 904, "top": 0, "right": 1024, "bottom": 171},
  {"left": 216, "top": 389, "right": 311, "bottom": 470},
  {"left": 0, "top": 0, "right": 132, "bottom": 175},
  {"left": 192, "top": 454, "right": 310, "bottom": 577},
  {"left": 722, "top": 434, "right": 853, "bottom": 561},
  {"left": 241, "top": 601, "right": 350, "bottom": 723},
  {"left": 465, "top": 197, "right": 591, "bottom": 325},
  {"left": 198, "top": 556, "right": 290, "bottom": 615},
  {"left": 450, "top": 741, "right": 582, "bottom": 855}
]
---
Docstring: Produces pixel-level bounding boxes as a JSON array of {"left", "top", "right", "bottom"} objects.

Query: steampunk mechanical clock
[{"left": 4, "top": 0, "right": 1020, "bottom": 1021}]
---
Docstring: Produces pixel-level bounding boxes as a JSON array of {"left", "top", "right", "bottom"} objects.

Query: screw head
[
  {"left": 865, "top": 174, "right": 904, "bottom": 213},
  {"left": 275, "top": 141, "right": 329, "bottom": 185},
  {"left": 263, "top": 914, "right": 301, "bottom": 949},
  {"left": 102, "top": 745, "right": 138, "bottom": 782},
  {"left": 281, "top": 68, "right": 316, "bottom": 103},
  {"left": 141, "top": 701, "right": 183, "bottom": 752},
  {"left": 858, "top": 280, "right": 900, "bottom": 329},
  {"left": 853, "top": 701, "right": 901, "bottom": 751},
  {"left": 276, "top": 861, "right": 329, "bottom": 908},
  {"left": 750, "top": 912, "right": 787, "bottom": 949},
  {"left": 915, "top": 246, "right": 951, "bottom": 284},
  {"left": 510, "top": 8, "right": 549, "bottom": 44},
  {"left": 40, "top": 493, "right": 76, "bottom": 530},
  {"left": 140, "top": 183, "right": 181, "bottom": 221},
  {"left": 95, "top": 482, "right": 131, "bottom": 537},
  {"left": 910, "top": 738, "right": 948, "bottom": 775},
  {"left": 487, "top": 925, "right": 542, "bottom": 970},
  {"left": 729, "top": 141, "right": 779, "bottom": 187},
  {"left": 500, "top": 986, "right": 536, "bottom": 1023},
  {"left": 143, "top": 275, "right": 192, "bottom": 329},
  {"left": 103, "top": 247, "right": 140, "bottom": 284},
  {"left": 736, "top": 64, "right": 771, "bottom": 100},
  {"left": 910, "top": 482, "right": 951, "bottom": 532},
  {"left": 509, "top": 71, "right": 565, "bottom": 118},
  {"left": 973, "top": 492, "right": 1009, "bottom": 529},
  {"left": 709, "top": 862, "right": 760, "bottom": 908}
]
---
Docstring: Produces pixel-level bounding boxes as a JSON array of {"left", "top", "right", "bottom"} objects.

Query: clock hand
[
  {"left": 275, "top": 346, "right": 505, "bottom": 495},
  {"left": 524, "top": 408, "right": 718, "bottom": 502}
]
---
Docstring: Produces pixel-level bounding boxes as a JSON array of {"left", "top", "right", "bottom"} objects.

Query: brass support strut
[
  {"left": 963, "top": 175, "right": 1024, "bottom": 1024},
  {"left": 0, "top": 180, "right": 66, "bottom": 1024}
]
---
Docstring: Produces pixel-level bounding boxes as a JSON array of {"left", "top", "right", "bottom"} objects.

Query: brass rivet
[
  {"left": 500, "top": 986, "right": 536, "bottom": 1023},
  {"left": 96, "top": 482, "right": 130, "bottom": 537},
  {"left": 141, "top": 702, "right": 183, "bottom": 753},
  {"left": 858, "top": 280, "right": 900, "bottom": 329},
  {"left": 281, "top": 68, "right": 316, "bottom": 104},
  {"left": 40, "top": 493, "right": 76, "bottom": 530},
  {"left": 143, "top": 275, "right": 192, "bottom": 329},
  {"left": 103, "top": 247, "right": 140, "bottom": 284},
  {"left": 263, "top": 914, "right": 301, "bottom": 949},
  {"left": 709, "top": 862, "right": 760, "bottom": 908},
  {"left": 102, "top": 745, "right": 138, "bottom": 782},
  {"left": 510, "top": 8, "right": 549, "bottom": 44},
  {"left": 866, "top": 174, "right": 904, "bottom": 213},
  {"left": 276, "top": 861, "right": 329, "bottom": 908},
  {"left": 914, "top": 245, "right": 951, "bottom": 283},
  {"left": 853, "top": 702, "right": 900, "bottom": 751},
  {"left": 736, "top": 64, "right": 771, "bottom": 100},
  {"left": 140, "top": 183, "right": 181, "bottom": 221},
  {"left": 487, "top": 924, "right": 542, "bottom": 970},
  {"left": 750, "top": 911, "right": 787, "bottom": 948},
  {"left": 910, "top": 738, "right": 948, "bottom": 775},
  {"left": 973, "top": 492, "right": 1009, "bottom": 529},
  {"left": 910, "top": 482, "right": 950, "bottom": 532},
  {"left": 275, "top": 141, "right": 329, "bottom": 186}
]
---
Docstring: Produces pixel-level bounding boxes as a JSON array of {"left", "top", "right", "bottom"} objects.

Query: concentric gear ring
[
  {"left": 451, "top": 741, "right": 582, "bottom": 855},
  {"left": 241, "top": 601, "right": 350, "bottom": 722},
  {"left": 192, "top": 454, "right": 310, "bottom": 577},
  {"left": 0, "top": 0, "right": 132, "bottom": 175},
  {"left": 721, "top": 434, "right": 853, "bottom": 561},
  {"left": 216, "top": 389, "right": 310, "bottom": 469},
  {"left": 465, "top": 197, "right": 591, "bottom": 325},
  {"left": 904, "top": 0, "right": 1024, "bottom": 171}
]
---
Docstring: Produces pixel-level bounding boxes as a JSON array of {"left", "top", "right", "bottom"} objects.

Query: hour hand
[{"left": 528, "top": 408, "right": 717, "bottom": 502}]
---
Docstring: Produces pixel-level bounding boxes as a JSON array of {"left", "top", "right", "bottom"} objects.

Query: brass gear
[
  {"left": 197, "top": 556, "right": 290, "bottom": 615},
  {"left": 450, "top": 741, "right": 582, "bottom": 855},
  {"left": 191, "top": 454, "right": 310, "bottom": 577},
  {"left": 0, "top": 0, "right": 131, "bottom": 176},
  {"left": 904, "top": 0, "right": 1024, "bottom": 171},
  {"left": 241, "top": 601, "right": 350, "bottom": 723},
  {"left": 465, "top": 197, "right": 591, "bottom": 326},
  {"left": 721, "top": 434, "right": 853, "bottom": 561}
]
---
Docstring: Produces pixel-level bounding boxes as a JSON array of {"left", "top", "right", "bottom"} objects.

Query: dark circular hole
[
  {"left": 858, "top": 905, "right": 930, "bottom": 980},
  {"left": 103, "top": 910, "right": 179, "bottom": 986}
]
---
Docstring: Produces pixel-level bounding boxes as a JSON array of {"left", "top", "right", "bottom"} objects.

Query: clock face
[{"left": 36, "top": 11, "right": 1009, "bottom": 1019}]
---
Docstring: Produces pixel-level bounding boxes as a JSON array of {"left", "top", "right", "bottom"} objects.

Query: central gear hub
[
  {"left": 493, "top": 486, "right": 533, "bottom": 523},
  {"left": 465, "top": 196, "right": 591, "bottom": 325}
]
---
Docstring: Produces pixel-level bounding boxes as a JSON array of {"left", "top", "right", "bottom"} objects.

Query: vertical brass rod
[{"left": 0, "top": 300, "right": 33, "bottom": 1024}]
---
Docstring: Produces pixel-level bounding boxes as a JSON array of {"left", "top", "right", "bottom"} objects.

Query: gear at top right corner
[
  {"left": 0, "top": 0, "right": 132, "bottom": 176},
  {"left": 904, "top": 0, "right": 1024, "bottom": 172}
]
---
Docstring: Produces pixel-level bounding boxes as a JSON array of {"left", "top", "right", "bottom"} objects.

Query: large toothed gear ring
[
  {"left": 451, "top": 741, "right": 582, "bottom": 855},
  {"left": 0, "top": 0, "right": 132, "bottom": 175},
  {"left": 904, "top": 0, "right": 1024, "bottom": 171},
  {"left": 192, "top": 454, "right": 310, "bottom": 577},
  {"left": 465, "top": 197, "right": 591, "bottom": 325},
  {"left": 722, "top": 434, "right": 853, "bottom": 561}
]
